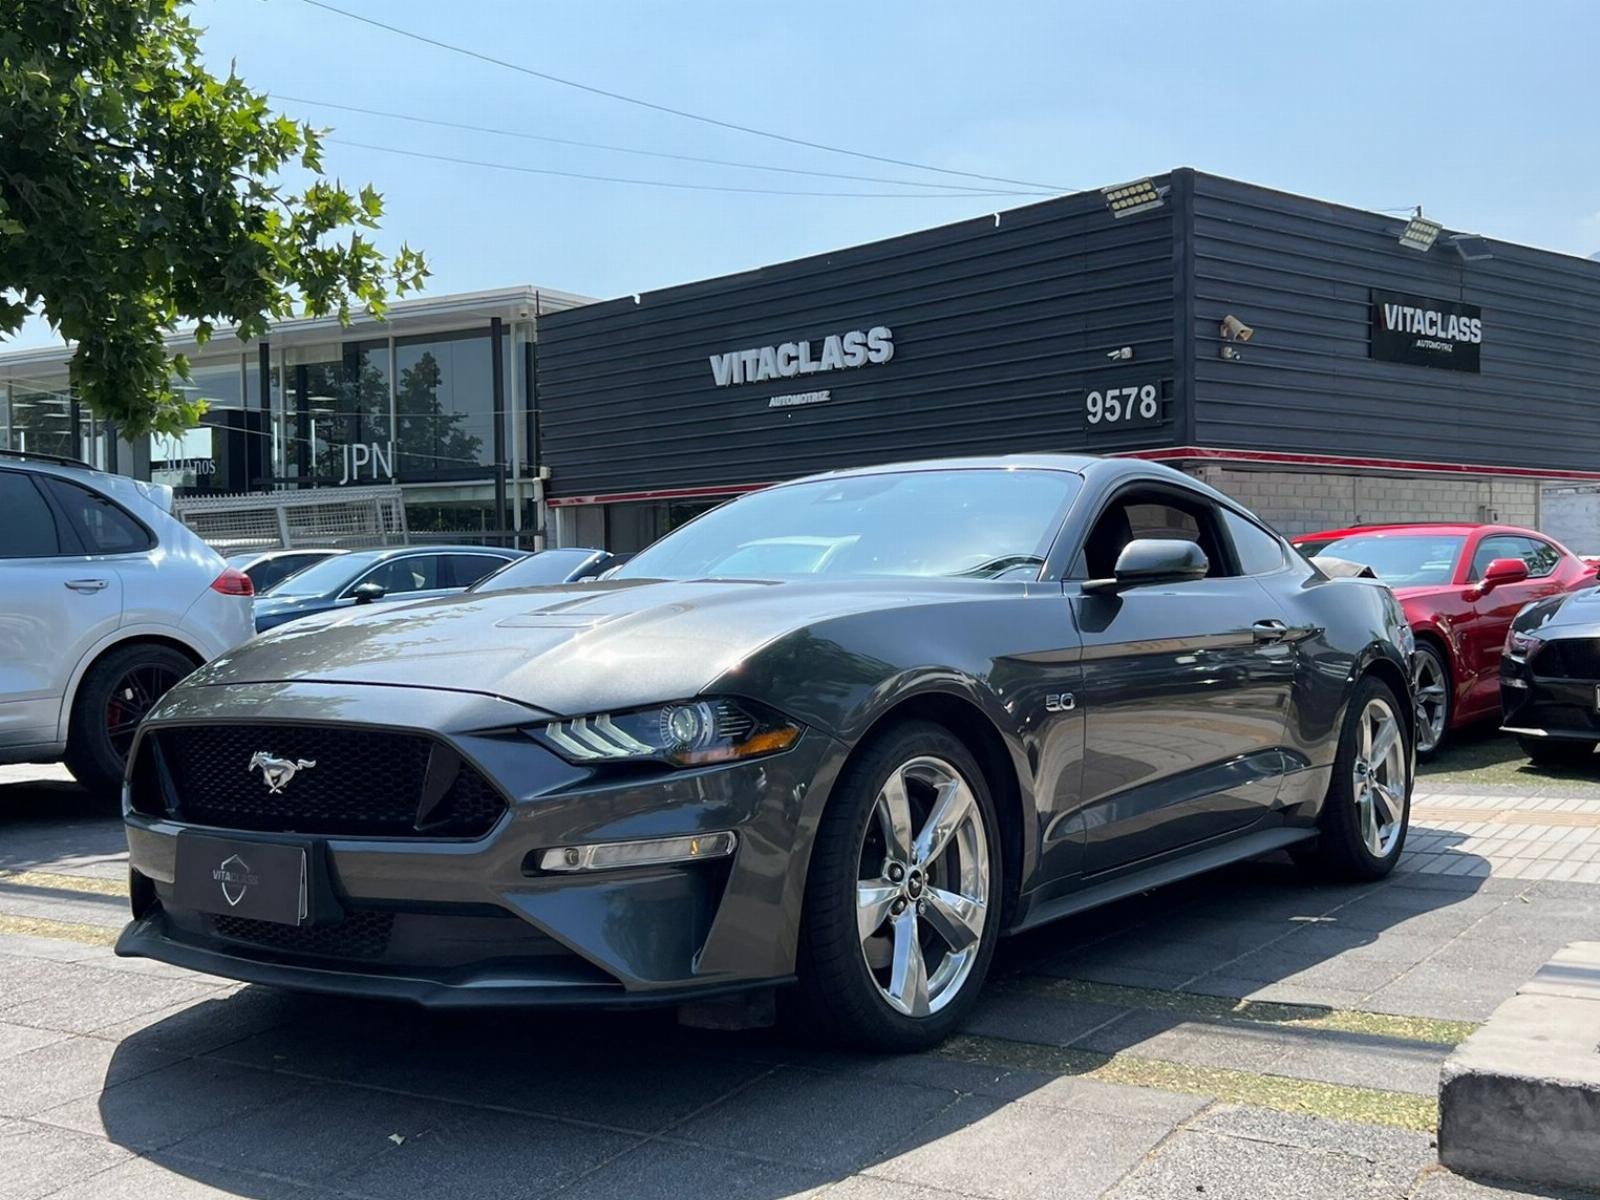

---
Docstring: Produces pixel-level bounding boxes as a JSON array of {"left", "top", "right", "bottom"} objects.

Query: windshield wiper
[{"left": 952, "top": 554, "right": 1046, "bottom": 580}]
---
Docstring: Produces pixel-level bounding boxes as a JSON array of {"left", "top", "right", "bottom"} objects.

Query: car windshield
[
  {"left": 1304, "top": 534, "right": 1464, "bottom": 586},
  {"left": 471, "top": 550, "right": 598, "bottom": 592},
  {"left": 267, "top": 553, "right": 374, "bottom": 597},
  {"left": 615, "top": 468, "right": 1080, "bottom": 582}
]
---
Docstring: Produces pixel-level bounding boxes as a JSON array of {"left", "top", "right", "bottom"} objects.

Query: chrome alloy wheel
[
  {"left": 856, "top": 755, "right": 989, "bottom": 1018},
  {"left": 1353, "top": 695, "right": 1407, "bottom": 858},
  {"left": 1410, "top": 649, "right": 1447, "bottom": 754}
]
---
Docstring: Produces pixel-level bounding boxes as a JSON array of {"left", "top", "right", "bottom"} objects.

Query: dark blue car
[{"left": 251, "top": 545, "right": 525, "bottom": 632}]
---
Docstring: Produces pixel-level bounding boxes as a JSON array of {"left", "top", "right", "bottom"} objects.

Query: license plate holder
[{"left": 173, "top": 832, "right": 308, "bottom": 926}]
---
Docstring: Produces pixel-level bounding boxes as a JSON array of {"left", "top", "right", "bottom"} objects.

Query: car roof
[
  {"left": 339, "top": 545, "right": 523, "bottom": 565},
  {"left": 795, "top": 453, "right": 1101, "bottom": 483},
  {"left": 1292, "top": 523, "right": 1544, "bottom": 542}
]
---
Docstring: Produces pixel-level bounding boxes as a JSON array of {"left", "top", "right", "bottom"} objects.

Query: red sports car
[{"left": 1292, "top": 524, "right": 1596, "bottom": 756}]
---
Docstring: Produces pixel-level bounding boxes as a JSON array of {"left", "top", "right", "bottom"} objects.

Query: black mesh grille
[
  {"left": 212, "top": 911, "right": 394, "bottom": 960},
  {"left": 1533, "top": 639, "right": 1600, "bottom": 680},
  {"left": 142, "top": 725, "right": 506, "bottom": 838}
]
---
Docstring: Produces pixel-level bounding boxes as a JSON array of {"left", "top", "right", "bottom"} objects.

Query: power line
[
  {"left": 294, "top": 0, "right": 1071, "bottom": 194},
  {"left": 324, "top": 138, "right": 1047, "bottom": 198},
  {"left": 274, "top": 93, "right": 1047, "bottom": 195}
]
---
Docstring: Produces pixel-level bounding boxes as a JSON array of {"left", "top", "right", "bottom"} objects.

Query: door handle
[
  {"left": 64, "top": 578, "right": 109, "bottom": 593},
  {"left": 1252, "top": 619, "right": 1289, "bottom": 643}
]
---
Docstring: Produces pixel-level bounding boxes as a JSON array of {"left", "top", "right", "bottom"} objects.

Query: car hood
[
  {"left": 192, "top": 577, "right": 961, "bottom": 717},
  {"left": 1521, "top": 585, "right": 1600, "bottom": 638}
]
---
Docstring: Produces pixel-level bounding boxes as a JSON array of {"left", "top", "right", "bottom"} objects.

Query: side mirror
[
  {"left": 1084, "top": 538, "right": 1209, "bottom": 593},
  {"left": 351, "top": 581, "right": 387, "bottom": 604},
  {"left": 1474, "top": 557, "right": 1529, "bottom": 596}
]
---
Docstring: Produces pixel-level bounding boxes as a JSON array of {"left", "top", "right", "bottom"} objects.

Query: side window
[
  {"left": 444, "top": 554, "right": 508, "bottom": 588},
  {"left": 39, "top": 477, "right": 152, "bottom": 555},
  {"left": 1519, "top": 538, "right": 1561, "bottom": 579},
  {"left": 1471, "top": 535, "right": 1535, "bottom": 579},
  {"left": 0, "top": 472, "right": 64, "bottom": 558},
  {"left": 1221, "top": 509, "right": 1289, "bottom": 575},
  {"left": 359, "top": 555, "right": 441, "bottom": 595},
  {"left": 1080, "top": 490, "right": 1229, "bottom": 578}
]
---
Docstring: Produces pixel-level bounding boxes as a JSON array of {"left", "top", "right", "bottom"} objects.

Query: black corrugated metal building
[{"left": 536, "top": 169, "right": 1600, "bottom": 551}]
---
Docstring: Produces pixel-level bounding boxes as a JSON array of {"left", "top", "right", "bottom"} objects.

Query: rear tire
[
  {"left": 64, "top": 643, "right": 196, "bottom": 801},
  {"left": 1518, "top": 736, "right": 1596, "bottom": 769},
  {"left": 1299, "top": 675, "right": 1411, "bottom": 882},
  {"left": 794, "top": 721, "right": 1002, "bottom": 1052}
]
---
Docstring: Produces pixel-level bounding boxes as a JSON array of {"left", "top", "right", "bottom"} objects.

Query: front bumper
[
  {"left": 119, "top": 681, "right": 847, "bottom": 1005},
  {"left": 1500, "top": 652, "right": 1600, "bottom": 740}
]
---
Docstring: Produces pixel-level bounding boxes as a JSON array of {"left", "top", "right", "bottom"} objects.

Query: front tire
[
  {"left": 1300, "top": 676, "right": 1411, "bottom": 881},
  {"left": 1518, "top": 736, "right": 1597, "bottom": 769},
  {"left": 64, "top": 643, "right": 196, "bottom": 800},
  {"left": 795, "top": 721, "right": 1001, "bottom": 1051},
  {"left": 1410, "top": 642, "right": 1450, "bottom": 760}
]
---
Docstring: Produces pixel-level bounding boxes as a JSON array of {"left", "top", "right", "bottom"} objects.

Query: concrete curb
[{"left": 1438, "top": 941, "right": 1600, "bottom": 1189}]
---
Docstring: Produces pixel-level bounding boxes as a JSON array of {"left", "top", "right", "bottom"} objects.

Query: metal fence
[{"left": 172, "top": 486, "right": 410, "bottom": 553}]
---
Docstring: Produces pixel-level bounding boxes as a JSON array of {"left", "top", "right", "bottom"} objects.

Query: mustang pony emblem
[{"left": 249, "top": 751, "right": 316, "bottom": 794}]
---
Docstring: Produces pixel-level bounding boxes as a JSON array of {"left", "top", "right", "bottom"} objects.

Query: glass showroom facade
[{"left": 0, "top": 287, "right": 590, "bottom": 542}]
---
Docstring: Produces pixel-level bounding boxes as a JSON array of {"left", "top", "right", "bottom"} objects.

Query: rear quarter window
[{"left": 40, "top": 477, "right": 154, "bottom": 554}]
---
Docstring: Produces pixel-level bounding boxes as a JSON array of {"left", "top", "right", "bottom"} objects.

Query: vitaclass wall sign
[
  {"left": 709, "top": 327, "right": 894, "bottom": 387},
  {"left": 1370, "top": 289, "right": 1482, "bottom": 373}
]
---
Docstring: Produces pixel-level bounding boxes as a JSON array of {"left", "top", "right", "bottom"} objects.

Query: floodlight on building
[
  {"left": 1398, "top": 209, "right": 1442, "bottom": 252},
  {"left": 1450, "top": 234, "right": 1494, "bottom": 262},
  {"left": 1101, "top": 178, "right": 1165, "bottom": 219}
]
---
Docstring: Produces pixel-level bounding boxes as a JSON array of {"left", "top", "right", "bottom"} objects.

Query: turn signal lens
[
  {"left": 538, "top": 831, "right": 738, "bottom": 873},
  {"left": 531, "top": 698, "right": 801, "bottom": 767},
  {"left": 210, "top": 567, "right": 255, "bottom": 597}
]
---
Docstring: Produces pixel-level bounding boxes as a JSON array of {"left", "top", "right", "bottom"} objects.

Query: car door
[
  {"left": 1459, "top": 534, "right": 1567, "bottom": 717},
  {"left": 0, "top": 470, "right": 123, "bottom": 749},
  {"left": 1070, "top": 486, "right": 1297, "bottom": 874},
  {"left": 35, "top": 474, "right": 165, "bottom": 635}
]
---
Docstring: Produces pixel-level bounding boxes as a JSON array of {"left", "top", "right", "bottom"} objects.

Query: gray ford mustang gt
[{"left": 118, "top": 454, "right": 1415, "bottom": 1050}]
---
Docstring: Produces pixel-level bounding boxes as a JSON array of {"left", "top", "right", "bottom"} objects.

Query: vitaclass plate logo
[{"left": 213, "top": 854, "right": 259, "bottom": 907}]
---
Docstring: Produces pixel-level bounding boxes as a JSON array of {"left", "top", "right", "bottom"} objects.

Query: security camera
[
  {"left": 517, "top": 305, "right": 532, "bottom": 320},
  {"left": 1219, "top": 314, "right": 1254, "bottom": 342},
  {"left": 1106, "top": 346, "right": 1134, "bottom": 360}
]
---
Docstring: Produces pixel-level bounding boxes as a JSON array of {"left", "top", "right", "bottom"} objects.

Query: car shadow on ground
[
  {"left": 0, "top": 771, "right": 128, "bottom": 874},
  {"left": 97, "top": 849, "right": 1516, "bottom": 1199}
]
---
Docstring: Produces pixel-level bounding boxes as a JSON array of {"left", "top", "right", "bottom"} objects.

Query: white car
[{"left": 0, "top": 451, "right": 255, "bottom": 796}]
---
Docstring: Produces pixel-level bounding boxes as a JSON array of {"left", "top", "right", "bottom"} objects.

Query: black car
[
  {"left": 118, "top": 455, "right": 1414, "bottom": 1050},
  {"left": 1501, "top": 585, "right": 1600, "bottom": 766},
  {"left": 250, "top": 545, "right": 525, "bottom": 632}
]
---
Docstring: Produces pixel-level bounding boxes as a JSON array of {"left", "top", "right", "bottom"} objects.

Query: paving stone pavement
[{"left": 3, "top": 764, "right": 1599, "bottom": 1199}]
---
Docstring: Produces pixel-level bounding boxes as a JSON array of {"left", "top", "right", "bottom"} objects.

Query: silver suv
[{"left": 0, "top": 451, "right": 255, "bottom": 796}]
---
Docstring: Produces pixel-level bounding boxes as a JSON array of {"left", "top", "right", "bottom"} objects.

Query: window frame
[
  {"left": 341, "top": 552, "right": 447, "bottom": 599},
  {"left": 1218, "top": 505, "right": 1295, "bottom": 578},
  {"left": 35, "top": 474, "right": 153, "bottom": 557},
  {"left": 1470, "top": 533, "right": 1560, "bottom": 581},
  {"left": 1069, "top": 482, "right": 1239, "bottom": 581},
  {"left": 441, "top": 551, "right": 515, "bottom": 589},
  {"left": 0, "top": 468, "right": 71, "bottom": 559}
]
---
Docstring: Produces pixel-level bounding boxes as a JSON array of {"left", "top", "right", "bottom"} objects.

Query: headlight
[
  {"left": 531, "top": 698, "right": 802, "bottom": 767},
  {"left": 1505, "top": 629, "right": 1542, "bottom": 659}
]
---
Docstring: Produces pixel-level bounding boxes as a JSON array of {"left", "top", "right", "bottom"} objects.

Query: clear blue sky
[{"left": 11, "top": 0, "right": 1600, "bottom": 348}]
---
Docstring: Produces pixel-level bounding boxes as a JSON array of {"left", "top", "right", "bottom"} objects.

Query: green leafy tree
[{"left": 0, "top": 0, "right": 428, "bottom": 437}]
